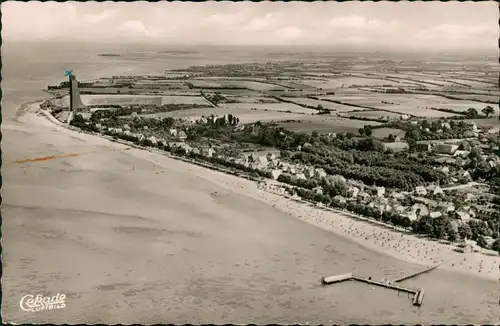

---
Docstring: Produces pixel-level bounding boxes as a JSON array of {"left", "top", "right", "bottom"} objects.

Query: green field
[
  {"left": 276, "top": 116, "right": 380, "bottom": 134},
  {"left": 228, "top": 96, "right": 280, "bottom": 104},
  {"left": 320, "top": 92, "right": 484, "bottom": 117},
  {"left": 83, "top": 95, "right": 163, "bottom": 106},
  {"left": 300, "top": 77, "right": 404, "bottom": 89},
  {"left": 221, "top": 102, "right": 314, "bottom": 114},
  {"left": 53, "top": 94, "right": 213, "bottom": 107},
  {"left": 160, "top": 95, "right": 211, "bottom": 105},
  {"left": 440, "top": 93, "right": 498, "bottom": 103},
  {"left": 449, "top": 79, "right": 496, "bottom": 88},
  {"left": 143, "top": 106, "right": 307, "bottom": 124},
  {"left": 135, "top": 80, "right": 185, "bottom": 85},
  {"left": 467, "top": 118, "right": 500, "bottom": 129},
  {"left": 345, "top": 110, "right": 402, "bottom": 118},
  {"left": 372, "top": 127, "right": 407, "bottom": 139},
  {"left": 281, "top": 97, "right": 358, "bottom": 112}
]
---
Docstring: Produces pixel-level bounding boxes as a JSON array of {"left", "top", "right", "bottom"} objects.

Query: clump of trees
[
  {"left": 404, "top": 119, "right": 476, "bottom": 142},
  {"left": 203, "top": 92, "right": 239, "bottom": 105},
  {"left": 466, "top": 108, "right": 480, "bottom": 118},
  {"left": 47, "top": 81, "right": 70, "bottom": 90},
  {"left": 412, "top": 216, "right": 458, "bottom": 241},
  {"left": 315, "top": 104, "right": 331, "bottom": 115},
  {"left": 69, "top": 114, "right": 99, "bottom": 133},
  {"left": 358, "top": 125, "right": 373, "bottom": 136},
  {"left": 429, "top": 107, "right": 487, "bottom": 119},
  {"left": 482, "top": 105, "right": 495, "bottom": 118}
]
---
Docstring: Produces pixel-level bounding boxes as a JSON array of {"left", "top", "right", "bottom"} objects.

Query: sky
[{"left": 1, "top": 1, "right": 498, "bottom": 52}]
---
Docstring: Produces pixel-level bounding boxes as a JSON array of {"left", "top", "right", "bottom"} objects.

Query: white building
[
  {"left": 455, "top": 211, "right": 471, "bottom": 222},
  {"left": 271, "top": 169, "right": 282, "bottom": 180},
  {"left": 178, "top": 130, "right": 187, "bottom": 142},
  {"left": 438, "top": 202, "right": 455, "bottom": 213},
  {"left": 348, "top": 186, "right": 360, "bottom": 198},
  {"left": 433, "top": 186, "right": 444, "bottom": 195},
  {"left": 315, "top": 168, "right": 327, "bottom": 178},
  {"left": 333, "top": 195, "right": 347, "bottom": 205},
  {"left": 415, "top": 186, "right": 428, "bottom": 196},
  {"left": 429, "top": 211, "right": 442, "bottom": 219},
  {"left": 266, "top": 153, "right": 277, "bottom": 161},
  {"left": 412, "top": 203, "right": 430, "bottom": 217},
  {"left": 296, "top": 173, "right": 307, "bottom": 180},
  {"left": 402, "top": 210, "right": 418, "bottom": 221},
  {"left": 454, "top": 150, "right": 470, "bottom": 158},
  {"left": 202, "top": 148, "right": 215, "bottom": 158},
  {"left": 439, "top": 166, "right": 450, "bottom": 175},
  {"left": 147, "top": 136, "right": 158, "bottom": 145},
  {"left": 434, "top": 144, "right": 459, "bottom": 155},
  {"left": 394, "top": 205, "right": 406, "bottom": 214}
]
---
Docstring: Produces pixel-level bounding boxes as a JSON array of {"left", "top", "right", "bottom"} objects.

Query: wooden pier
[
  {"left": 322, "top": 272, "right": 353, "bottom": 285},
  {"left": 392, "top": 264, "right": 441, "bottom": 283},
  {"left": 413, "top": 289, "right": 425, "bottom": 306},
  {"left": 351, "top": 276, "right": 419, "bottom": 295},
  {"left": 322, "top": 272, "right": 426, "bottom": 306}
]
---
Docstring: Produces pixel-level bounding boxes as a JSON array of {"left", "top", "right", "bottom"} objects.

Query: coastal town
[
  {"left": 42, "top": 60, "right": 500, "bottom": 258},
  {"left": 3, "top": 1, "right": 500, "bottom": 325}
]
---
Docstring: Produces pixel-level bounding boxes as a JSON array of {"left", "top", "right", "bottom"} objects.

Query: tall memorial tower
[{"left": 65, "top": 69, "right": 86, "bottom": 112}]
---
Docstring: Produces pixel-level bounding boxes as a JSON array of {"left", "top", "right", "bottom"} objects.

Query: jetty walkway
[{"left": 321, "top": 264, "right": 441, "bottom": 307}]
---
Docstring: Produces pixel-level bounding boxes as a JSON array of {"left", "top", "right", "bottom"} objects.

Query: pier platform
[
  {"left": 322, "top": 272, "right": 426, "bottom": 306},
  {"left": 392, "top": 264, "right": 441, "bottom": 283}
]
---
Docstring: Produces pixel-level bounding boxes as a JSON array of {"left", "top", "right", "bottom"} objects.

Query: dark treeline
[{"left": 185, "top": 121, "right": 449, "bottom": 190}]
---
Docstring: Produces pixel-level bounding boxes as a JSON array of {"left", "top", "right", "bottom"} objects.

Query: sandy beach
[
  {"left": 1, "top": 103, "right": 498, "bottom": 324},
  {"left": 35, "top": 101, "right": 497, "bottom": 283},
  {"left": 121, "top": 132, "right": 500, "bottom": 282}
]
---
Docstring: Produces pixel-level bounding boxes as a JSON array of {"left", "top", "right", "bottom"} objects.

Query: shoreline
[{"left": 22, "top": 101, "right": 500, "bottom": 282}]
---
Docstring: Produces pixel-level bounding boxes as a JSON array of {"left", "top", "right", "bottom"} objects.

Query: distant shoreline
[
  {"left": 157, "top": 51, "right": 197, "bottom": 55},
  {"left": 97, "top": 53, "right": 121, "bottom": 57}
]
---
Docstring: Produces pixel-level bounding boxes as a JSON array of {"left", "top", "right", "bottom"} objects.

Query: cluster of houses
[
  {"left": 416, "top": 120, "right": 499, "bottom": 154},
  {"left": 231, "top": 152, "right": 328, "bottom": 181},
  {"left": 330, "top": 182, "right": 482, "bottom": 224},
  {"left": 70, "top": 112, "right": 498, "bottom": 241},
  {"left": 97, "top": 123, "right": 188, "bottom": 143},
  {"left": 225, "top": 150, "right": 495, "bottom": 230},
  {"left": 217, "top": 150, "right": 490, "bottom": 226}
]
